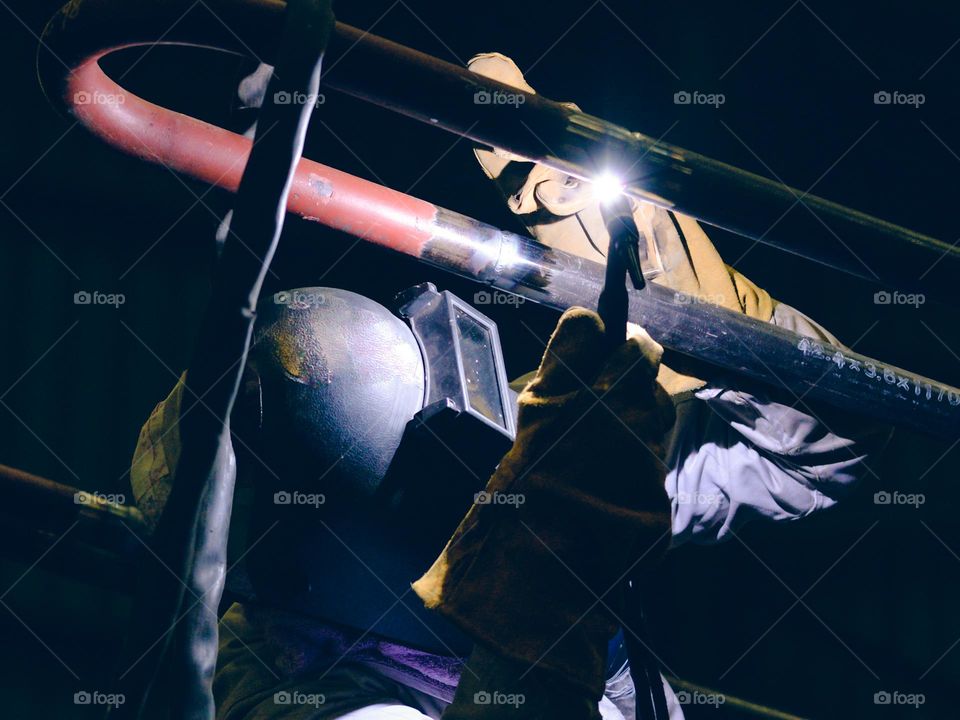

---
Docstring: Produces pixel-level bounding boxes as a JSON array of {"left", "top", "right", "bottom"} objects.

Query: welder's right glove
[{"left": 413, "top": 307, "right": 675, "bottom": 707}]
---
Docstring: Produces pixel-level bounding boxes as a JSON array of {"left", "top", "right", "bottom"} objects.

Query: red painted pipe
[{"left": 68, "top": 52, "right": 436, "bottom": 259}]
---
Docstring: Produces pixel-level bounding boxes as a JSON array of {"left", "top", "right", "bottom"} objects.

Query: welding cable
[{"left": 110, "top": 2, "right": 334, "bottom": 718}]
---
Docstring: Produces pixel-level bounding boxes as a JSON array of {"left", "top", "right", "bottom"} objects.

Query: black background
[{"left": 1, "top": 1, "right": 959, "bottom": 717}]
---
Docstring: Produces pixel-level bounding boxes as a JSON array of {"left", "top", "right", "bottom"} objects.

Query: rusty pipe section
[{"left": 35, "top": 0, "right": 960, "bottom": 437}]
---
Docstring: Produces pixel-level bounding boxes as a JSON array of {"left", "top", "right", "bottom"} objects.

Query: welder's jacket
[{"left": 131, "top": 272, "right": 883, "bottom": 720}]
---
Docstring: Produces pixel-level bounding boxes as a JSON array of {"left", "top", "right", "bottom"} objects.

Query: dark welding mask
[{"left": 235, "top": 284, "right": 517, "bottom": 654}]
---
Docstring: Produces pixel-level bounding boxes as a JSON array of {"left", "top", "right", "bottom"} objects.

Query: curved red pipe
[{"left": 66, "top": 52, "right": 435, "bottom": 257}]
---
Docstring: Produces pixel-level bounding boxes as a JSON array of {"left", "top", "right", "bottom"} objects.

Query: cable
[{"left": 110, "top": 2, "right": 334, "bottom": 717}]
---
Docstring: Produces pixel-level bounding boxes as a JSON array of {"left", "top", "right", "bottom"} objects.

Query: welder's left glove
[
  {"left": 468, "top": 52, "right": 775, "bottom": 396},
  {"left": 413, "top": 307, "right": 674, "bottom": 705}
]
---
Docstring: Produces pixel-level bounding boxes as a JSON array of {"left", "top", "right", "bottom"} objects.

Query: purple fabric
[{"left": 253, "top": 605, "right": 465, "bottom": 703}]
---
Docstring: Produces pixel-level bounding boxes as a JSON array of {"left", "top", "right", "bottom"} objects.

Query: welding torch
[
  {"left": 594, "top": 193, "right": 672, "bottom": 719},
  {"left": 597, "top": 194, "right": 647, "bottom": 351}
]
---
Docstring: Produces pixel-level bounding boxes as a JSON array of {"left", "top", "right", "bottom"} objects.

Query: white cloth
[{"left": 666, "top": 302, "right": 886, "bottom": 545}]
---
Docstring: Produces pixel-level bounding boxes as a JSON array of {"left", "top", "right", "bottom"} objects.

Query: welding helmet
[
  {"left": 237, "top": 284, "right": 517, "bottom": 653},
  {"left": 245, "top": 284, "right": 516, "bottom": 500}
]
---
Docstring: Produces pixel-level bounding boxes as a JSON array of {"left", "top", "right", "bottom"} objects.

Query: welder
[{"left": 131, "top": 53, "right": 886, "bottom": 720}]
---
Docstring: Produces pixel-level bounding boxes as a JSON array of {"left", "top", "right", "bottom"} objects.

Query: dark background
[{"left": 1, "top": 0, "right": 959, "bottom": 717}]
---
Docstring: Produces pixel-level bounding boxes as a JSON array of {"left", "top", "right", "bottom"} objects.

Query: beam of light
[{"left": 591, "top": 172, "right": 624, "bottom": 205}]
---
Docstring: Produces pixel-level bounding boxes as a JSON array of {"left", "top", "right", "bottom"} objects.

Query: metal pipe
[
  {"left": 0, "top": 463, "right": 146, "bottom": 590},
  {"left": 318, "top": 26, "right": 960, "bottom": 307},
  {"left": 36, "top": 0, "right": 960, "bottom": 437},
  {"left": 663, "top": 676, "right": 809, "bottom": 720},
  {"left": 39, "top": 0, "right": 960, "bottom": 305}
]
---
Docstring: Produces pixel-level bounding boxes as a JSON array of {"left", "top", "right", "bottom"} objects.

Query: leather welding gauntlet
[
  {"left": 413, "top": 307, "right": 675, "bottom": 704},
  {"left": 468, "top": 53, "right": 775, "bottom": 395}
]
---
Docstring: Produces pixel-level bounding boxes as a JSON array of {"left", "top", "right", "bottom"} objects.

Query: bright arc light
[{"left": 591, "top": 172, "right": 624, "bottom": 204}]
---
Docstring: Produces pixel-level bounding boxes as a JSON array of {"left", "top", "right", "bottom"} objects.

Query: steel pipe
[
  {"left": 39, "top": 0, "right": 960, "bottom": 305},
  {"left": 36, "top": 0, "right": 960, "bottom": 437}
]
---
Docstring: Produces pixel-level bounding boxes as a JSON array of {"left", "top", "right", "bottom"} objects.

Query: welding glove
[
  {"left": 413, "top": 307, "right": 674, "bottom": 711},
  {"left": 467, "top": 53, "right": 774, "bottom": 394}
]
